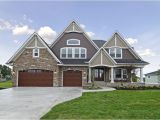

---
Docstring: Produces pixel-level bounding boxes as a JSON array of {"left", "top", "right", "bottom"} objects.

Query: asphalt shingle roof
[
  {"left": 114, "top": 59, "right": 149, "bottom": 64},
  {"left": 93, "top": 40, "right": 106, "bottom": 48}
]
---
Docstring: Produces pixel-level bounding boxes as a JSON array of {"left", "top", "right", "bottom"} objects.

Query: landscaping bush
[{"left": 115, "top": 85, "right": 160, "bottom": 90}]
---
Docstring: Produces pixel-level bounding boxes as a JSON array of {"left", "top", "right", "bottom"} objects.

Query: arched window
[{"left": 67, "top": 39, "right": 80, "bottom": 45}]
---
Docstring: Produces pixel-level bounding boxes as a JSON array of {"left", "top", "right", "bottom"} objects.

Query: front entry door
[{"left": 94, "top": 68, "right": 104, "bottom": 81}]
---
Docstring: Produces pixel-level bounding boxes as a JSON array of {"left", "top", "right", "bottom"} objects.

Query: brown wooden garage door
[
  {"left": 63, "top": 70, "right": 82, "bottom": 87},
  {"left": 18, "top": 69, "right": 53, "bottom": 87}
]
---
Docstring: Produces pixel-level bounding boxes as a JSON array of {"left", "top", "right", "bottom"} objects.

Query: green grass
[
  {"left": 0, "top": 80, "right": 12, "bottom": 88},
  {"left": 41, "top": 90, "right": 160, "bottom": 119}
]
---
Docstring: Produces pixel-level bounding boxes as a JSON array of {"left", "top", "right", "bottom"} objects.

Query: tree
[{"left": 0, "top": 65, "right": 11, "bottom": 78}]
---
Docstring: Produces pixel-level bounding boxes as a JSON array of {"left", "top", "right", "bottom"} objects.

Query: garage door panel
[
  {"left": 63, "top": 70, "right": 82, "bottom": 87},
  {"left": 18, "top": 70, "right": 53, "bottom": 87}
]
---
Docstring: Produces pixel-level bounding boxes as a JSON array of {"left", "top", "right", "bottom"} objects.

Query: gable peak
[{"left": 65, "top": 20, "right": 83, "bottom": 32}]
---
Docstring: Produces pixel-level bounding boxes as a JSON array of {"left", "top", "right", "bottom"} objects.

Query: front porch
[{"left": 88, "top": 66, "right": 144, "bottom": 87}]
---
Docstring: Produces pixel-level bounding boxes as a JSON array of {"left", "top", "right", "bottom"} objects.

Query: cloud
[
  {"left": 126, "top": 38, "right": 138, "bottom": 45},
  {"left": 137, "top": 49, "right": 156, "bottom": 57},
  {"left": 38, "top": 26, "right": 57, "bottom": 44},
  {"left": 80, "top": 23, "right": 95, "bottom": 38},
  {"left": 0, "top": 18, "right": 13, "bottom": 30},
  {"left": 12, "top": 25, "right": 35, "bottom": 35},
  {"left": 23, "top": 14, "right": 33, "bottom": 23},
  {"left": 80, "top": 24, "right": 86, "bottom": 29},
  {"left": 86, "top": 31, "right": 95, "bottom": 38},
  {"left": 13, "top": 40, "right": 19, "bottom": 43}
]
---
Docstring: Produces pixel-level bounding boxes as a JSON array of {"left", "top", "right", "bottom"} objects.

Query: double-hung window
[
  {"left": 109, "top": 47, "right": 122, "bottom": 59},
  {"left": 114, "top": 68, "right": 127, "bottom": 79},
  {"left": 80, "top": 48, "right": 86, "bottom": 58},
  {"left": 61, "top": 48, "right": 67, "bottom": 58},
  {"left": 33, "top": 48, "right": 39, "bottom": 58}
]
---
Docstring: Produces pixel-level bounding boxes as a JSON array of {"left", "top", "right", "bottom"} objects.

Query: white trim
[
  {"left": 111, "top": 67, "right": 114, "bottom": 83},
  {"left": 90, "top": 64, "right": 114, "bottom": 68},
  {"left": 101, "top": 50, "right": 102, "bottom": 64},
  {"left": 35, "top": 37, "right": 37, "bottom": 47},
  {"left": 7, "top": 32, "right": 62, "bottom": 64},
  {"left": 67, "top": 39, "right": 80, "bottom": 45},
  {"left": 60, "top": 47, "right": 87, "bottom": 59},
  {"left": 115, "top": 34, "right": 117, "bottom": 46},
  {"left": 50, "top": 20, "right": 99, "bottom": 50}
]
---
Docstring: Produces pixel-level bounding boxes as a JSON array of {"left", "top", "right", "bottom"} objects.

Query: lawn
[
  {"left": 0, "top": 80, "right": 12, "bottom": 88},
  {"left": 42, "top": 90, "right": 160, "bottom": 119}
]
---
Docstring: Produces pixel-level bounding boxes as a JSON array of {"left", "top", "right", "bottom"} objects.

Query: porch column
[
  {"left": 88, "top": 67, "right": 92, "bottom": 83},
  {"left": 140, "top": 67, "right": 144, "bottom": 83},
  {"left": 111, "top": 67, "right": 114, "bottom": 83}
]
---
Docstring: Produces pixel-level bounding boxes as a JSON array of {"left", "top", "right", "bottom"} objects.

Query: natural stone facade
[{"left": 13, "top": 48, "right": 59, "bottom": 87}]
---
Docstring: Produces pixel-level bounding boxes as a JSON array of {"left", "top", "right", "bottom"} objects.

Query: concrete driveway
[{"left": 0, "top": 87, "right": 82, "bottom": 120}]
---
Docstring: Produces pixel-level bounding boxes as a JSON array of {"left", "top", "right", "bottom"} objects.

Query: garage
[
  {"left": 63, "top": 70, "right": 82, "bottom": 87},
  {"left": 18, "top": 69, "right": 53, "bottom": 87}
]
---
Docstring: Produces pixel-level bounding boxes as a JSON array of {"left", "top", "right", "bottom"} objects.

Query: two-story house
[{"left": 7, "top": 21, "right": 148, "bottom": 87}]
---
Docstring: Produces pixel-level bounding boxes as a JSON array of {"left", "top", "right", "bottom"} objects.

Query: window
[
  {"left": 60, "top": 47, "right": 86, "bottom": 59},
  {"left": 122, "top": 69, "right": 127, "bottom": 79},
  {"left": 109, "top": 48, "right": 115, "bottom": 58},
  {"left": 109, "top": 47, "right": 122, "bottom": 59},
  {"left": 114, "top": 68, "right": 127, "bottom": 79},
  {"left": 33, "top": 48, "right": 39, "bottom": 57},
  {"left": 74, "top": 48, "right": 79, "bottom": 58},
  {"left": 80, "top": 48, "right": 86, "bottom": 58},
  {"left": 67, "top": 39, "right": 80, "bottom": 45},
  {"left": 115, "top": 69, "right": 121, "bottom": 79},
  {"left": 68, "top": 48, "right": 72, "bottom": 58},
  {"left": 61, "top": 48, "right": 66, "bottom": 58}
]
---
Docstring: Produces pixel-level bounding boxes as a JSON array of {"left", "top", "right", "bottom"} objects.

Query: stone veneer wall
[
  {"left": 12, "top": 48, "right": 59, "bottom": 87},
  {"left": 58, "top": 66, "right": 88, "bottom": 86}
]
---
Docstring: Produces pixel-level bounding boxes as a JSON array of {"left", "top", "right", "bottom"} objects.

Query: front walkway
[{"left": 0, "top": 87, "right": 82, "bottom": 120}]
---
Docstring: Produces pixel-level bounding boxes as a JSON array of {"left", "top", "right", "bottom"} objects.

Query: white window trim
[
  {"left": 114, "top": 68, "right": 128, "bottom": 79},
  {"left": 109, "top": 47, "right": 122, "bottom": 59},
  {"left": 60, "top": 47, "right": 87, "bottom": 59},
  {"left": 67, "top": 39, "right": 80, "bottom": 45},
  {"left": 33, "top": 48, "right": 39, "bottom": 58}
]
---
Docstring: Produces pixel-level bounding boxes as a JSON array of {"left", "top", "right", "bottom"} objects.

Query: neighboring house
[
  {"left": 7, "top": 21, "right": 149, "bottom": 87},
  {"left": 145, "top": 71, "right": 160, "bottom": 84},
  {"left": 0, "top": 70, "right": 2, "bottom": 81}
]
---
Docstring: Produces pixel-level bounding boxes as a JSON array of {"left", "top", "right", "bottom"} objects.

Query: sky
[{"left": 0, "top": 1, "right": 160, "bottom": 74}]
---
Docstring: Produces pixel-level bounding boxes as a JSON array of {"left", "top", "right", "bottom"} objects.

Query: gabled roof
[
  {"left": 7, "top": 32, "right": 62, "bottom": 65},
  {"left": 93, "top": 40, "right": 106, "bottom": 48},
  {"left": 50, "top": 20, "right": 99, "bottom": 50},
  {"left": 145, "top": 70, "right": 160, "bottom": 76},
  {"left": 103, "top": 32, "right": 143, "bottom": 60},
  {"left": 89, "top": 47, "right": 116, "bottom": 67}
]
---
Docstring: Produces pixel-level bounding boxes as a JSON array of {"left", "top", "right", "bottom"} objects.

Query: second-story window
[
  {"left": 60, "top": 47, "right": 86, "bottom": 59},
  {"left": 109, "top": 47, "right": 122, "bottom": 59},
  {"left": 33, "top": 48, "right": 39, "bottom": 58},
  {"left": 67, "top": 39, "right": 80, "bottom": 45}
]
